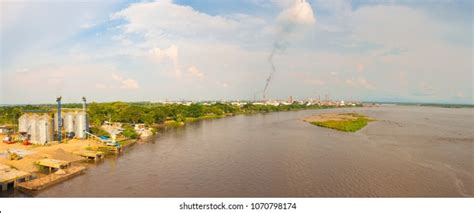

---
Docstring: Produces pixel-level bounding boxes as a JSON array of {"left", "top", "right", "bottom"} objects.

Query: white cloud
[
  {"left": 277, "top": 0, "right": 316, "bottom": 27},
  {"left": 345, "top": 77, "right": 375, "bottom": 90},
  {"left": 351, "top": 5, "right": 438, "bottom": 49},
  {"left": 1, "top": 1, "right": 117, "bottom": 70},
  {"left": 315, "top": 0, "right": 352, "bottom": 15},
  {"left": 149, "top": 45, "right": 181, "bottom": 78},
  {"left": 356, "top": 63, "right": 364, "bottom": 73},
  {"left": 1, "top": 0, "right": 472, "bottom": 104},
  {"left": 2, "top": 63, "right": 142, "bottom": 103},
  {"left": 112, "top": 74, "right": 139, "bottom": 89},
  {"left": 216, "top": 81, "right": 229, "bottom": 88},
  {"left": 95, "top": 83, "right": 107, "bottom": 89},
  {"left": 273, "top": 0, "right": 316, "bottom": 41},
  {"left": 188, "top": 65, "right": 204, "bottom": 80},
  {"left": 271, "top": 0, "right": 294, "bottom": 8},
  {"left": 111, "top": 0, "right": 266, "bottom": 42}
]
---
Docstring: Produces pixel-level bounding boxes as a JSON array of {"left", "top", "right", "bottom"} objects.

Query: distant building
[{"left": 0, "top": 126, "right": 11, "bottom": 134}]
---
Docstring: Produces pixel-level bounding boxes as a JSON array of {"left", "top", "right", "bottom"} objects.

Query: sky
[{"left": 0, "top": 0, "right": 472, "bottom": 104}]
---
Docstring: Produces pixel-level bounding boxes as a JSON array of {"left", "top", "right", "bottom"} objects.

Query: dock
[
  {"left": 97, "top": 145, "right": 122, "bottom": 154},
  {"left": 17, "top": 166, "right": 86, "bottom": 192},
  {"left": 73, "top": 150, "right": 105, "bottom": 161},
  {"left": 0, "top": 164, "right": 32, "bottom": 191}
]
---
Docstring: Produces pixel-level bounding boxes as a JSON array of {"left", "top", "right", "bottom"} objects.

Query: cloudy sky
[{"left": 1, "top": 0, "right": 472, "bottom": 104}]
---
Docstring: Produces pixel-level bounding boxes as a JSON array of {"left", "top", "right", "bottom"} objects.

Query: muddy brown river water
[{"left": 7, "top": 106, "right": 474, "bottom": 197}]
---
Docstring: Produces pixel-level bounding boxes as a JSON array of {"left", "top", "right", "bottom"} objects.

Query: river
[{"left": 16, "top": 106, "right": 474, "bottom": 197}]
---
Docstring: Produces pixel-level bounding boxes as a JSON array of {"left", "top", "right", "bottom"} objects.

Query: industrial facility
[{"left": 17, "top": 97, "right": 89, "bottom": 145}]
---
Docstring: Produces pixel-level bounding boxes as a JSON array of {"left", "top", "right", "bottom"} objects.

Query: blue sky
[{"left": 1, "top": 0, "right": 472, "bottom": 104}]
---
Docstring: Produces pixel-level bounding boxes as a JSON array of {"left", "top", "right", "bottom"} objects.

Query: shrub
[
  {"left": 122, "top": 125, "right": 139, "bottom": 139},
  {"left": 90, "top": 126, "right": 110, "bottom": 137}
]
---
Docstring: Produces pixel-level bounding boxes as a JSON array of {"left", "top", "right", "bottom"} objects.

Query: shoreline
[{"left": 0, "top": 106, "right": 356, "bottom": 196}]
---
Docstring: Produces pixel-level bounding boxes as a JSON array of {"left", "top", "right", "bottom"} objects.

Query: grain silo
[
  {"left": 75, "top": 111, "right": 87, "bottom": 139},
  {"left": 27, "top": 114, "right": 39, "bottom": 143},
  {"left": 36, "top": 114, "right": 53, "bottom": 145},
  {"left": 53, "top": 111, "right": 62, "bottom": 132},
  {"left": 64, "top": 112, "right": 76, "bottom": 138},
  {"left": 18, "top": 114, "right": 30, "bottom": 133}
]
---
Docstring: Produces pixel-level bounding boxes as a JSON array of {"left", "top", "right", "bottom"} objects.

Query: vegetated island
[{"left": 304, "top": 113, "right": 375, "bottom": 132}]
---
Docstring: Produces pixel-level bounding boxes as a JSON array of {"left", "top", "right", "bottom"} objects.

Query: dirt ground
[{"left": 0, "top": 139, "right": 99, "bottom": 173}]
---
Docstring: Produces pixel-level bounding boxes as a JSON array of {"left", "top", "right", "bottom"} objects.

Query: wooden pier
[
  {"left": 17, "top": 166, "right": 86, "bottom": 192},
  {"left": 73, "top": 150, "right": 105, "bottom": 161},
  {"left": 97, "top": 145, "right": 122, "bottom": 154},
  {"left": 0, "top": 164, "right": 31, "bottom": 191}
]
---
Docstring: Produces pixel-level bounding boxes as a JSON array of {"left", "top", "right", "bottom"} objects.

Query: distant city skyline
[{"left": 1, "top": 0, "right": 472, "bottom": 105}]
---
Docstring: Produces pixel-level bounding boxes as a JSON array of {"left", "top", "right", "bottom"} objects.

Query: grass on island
[{"left": 309, "top": 113, "right": 374, "bottom": 132}]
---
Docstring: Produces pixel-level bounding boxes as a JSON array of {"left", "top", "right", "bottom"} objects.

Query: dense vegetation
[
  {"left": 310, "top": 113, "right": 374, "bottom": 132},
  {"left": 86, "top": 102, "right": 340, "bottom": 127},
  {"left": 0, "top": 102, "right": 348, "bottom": 129},
  {"left": 90, "top": 126, "right": 110, "bottom": 137},
  {"left": 0, "top": 103, "right": 82, "bottom": 126},
  {"left": 122, "top": 124, "right": 139, "bottom": 139}
]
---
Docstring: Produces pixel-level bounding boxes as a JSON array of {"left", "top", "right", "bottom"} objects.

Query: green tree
[
  {"left": 122, "top": 124, "right": 138, "bottom": 139},
  {"left": 150, "top": 107, "right": 166, "bottom": 123},
  {"left": 185, "top": 104, "right": 203, "bottom": 118}
]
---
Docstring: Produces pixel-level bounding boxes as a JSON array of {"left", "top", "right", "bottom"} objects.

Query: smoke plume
[{"left": 262, "top": 0, "right": 315, "bottom": 100}]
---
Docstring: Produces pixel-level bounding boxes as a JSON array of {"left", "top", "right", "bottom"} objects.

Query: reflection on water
[{"left": 6, "top": 106, "right": 473, "bottom": 197}]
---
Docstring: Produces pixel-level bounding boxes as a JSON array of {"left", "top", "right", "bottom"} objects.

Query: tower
[
  {"left": 56, "top": 96, "right": 62, "bottom": 143},
  {"left": 82, "top": 97, "right": 89, "bottom": 133}
]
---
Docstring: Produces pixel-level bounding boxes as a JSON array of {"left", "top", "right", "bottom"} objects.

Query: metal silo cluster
[
  {"left": 54, "top": 111, "right": 89, "bottom": 139},
  {"left": 17, "top": 97, "right": 89, "bottom": 145},
  {"left": 18, "top": 113, "right": 53, "bottom": 145},
  {"left": 17, "top": 110, "right": 89, "bottom": 145}
]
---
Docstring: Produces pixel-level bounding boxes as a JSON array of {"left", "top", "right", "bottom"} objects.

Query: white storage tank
[
  {"left": 75, "top": 111, "right": 88, "bottom": 139},
  {"left": 64, "top": 112, "right": 75, "bottom": 138},
  {"left": 36, "top": 114, "right": 53, "bottom": 145},
  {"left": 53, "top": 112, "right": 64, "bottom": 132},
  {"left": 18, "top": 114, "right": 30, "bottom": 133},
  {"left": 27, "top": 114, "right": 39, "bottom": 143}
]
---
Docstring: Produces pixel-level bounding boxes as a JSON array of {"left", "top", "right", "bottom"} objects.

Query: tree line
[{"left": 0, "top": 102, "right": 340, "bottom": 128}]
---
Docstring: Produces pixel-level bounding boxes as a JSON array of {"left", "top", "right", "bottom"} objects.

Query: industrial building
[{"left": 17, "top": 97, "right": 89, "bottom": 145}]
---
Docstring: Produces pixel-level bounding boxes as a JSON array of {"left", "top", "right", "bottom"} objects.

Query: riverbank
[
  {"left": 0, "top": 105, "right": 351, "bottom": 195},
  {"left": 0, "top": 136, "right": 139, "bottom": 194},
  {"left": 26, "top": 106, "right": 473, "bottom": 197},
  {"left": 1, "top": 104, "right": 364, "bottom": 196},
  {"left": 157, "top": 106, "right": 350, "bottom": 130}
]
